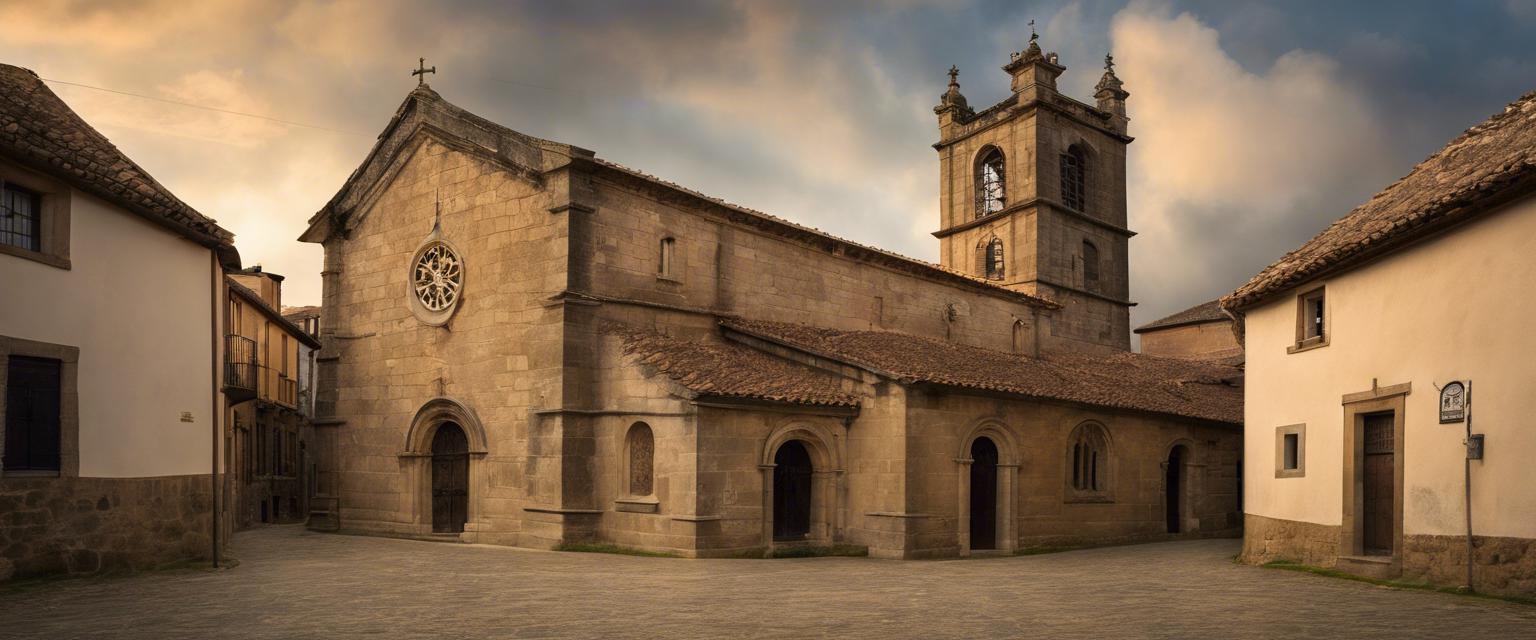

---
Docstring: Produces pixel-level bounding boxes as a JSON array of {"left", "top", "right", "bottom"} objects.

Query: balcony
[{"left": 223, "top": 335, "right": 258, "bottom": 404}]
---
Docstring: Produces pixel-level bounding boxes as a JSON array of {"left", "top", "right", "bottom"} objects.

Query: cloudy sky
[{"left": 4, "top": 0, "right": 1535, "bottom": 339}]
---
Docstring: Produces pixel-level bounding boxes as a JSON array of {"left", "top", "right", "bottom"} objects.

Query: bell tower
[{"left": 932, "top": 33, "right": 1134, "bottom": 353}]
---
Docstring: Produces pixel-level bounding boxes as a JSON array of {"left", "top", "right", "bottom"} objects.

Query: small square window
[
  {"left": 1275, "top": 424, "right": 1305, "bottom": 478},
  {"left": 1289, "top": 287, "right": 1329, "bottom": 353}
]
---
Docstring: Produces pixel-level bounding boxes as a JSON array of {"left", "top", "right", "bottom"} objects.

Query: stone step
[{"left": 1337, "top": 554, "right": 1398, "bottom": 580}]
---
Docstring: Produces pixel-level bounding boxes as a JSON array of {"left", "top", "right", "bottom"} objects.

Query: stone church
[{"left": 300, "top": 36, "right": 1243, "bottom": 558}]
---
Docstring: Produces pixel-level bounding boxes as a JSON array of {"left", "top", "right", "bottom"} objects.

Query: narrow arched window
[
  {"left": 1068, "top": 422, "right": 1110, "bottom": 493},
  {"left": 658, "top": 237, "right": 677, "bottom": 280},
  {"left": 984, "top": 238, "right": 1005, "bottom": 280},
  {"left": 975, "top": 147, "right": 1006, "bottom": 218},
  {"left": 627, "top": 422, "right": 654, "bottom": 496},
  {"left": 1082, "top": 240, "right": 1100, "bottom": 282},
  {"left": 1060, "top": 145, "right": 1086, "bottom": 211}
]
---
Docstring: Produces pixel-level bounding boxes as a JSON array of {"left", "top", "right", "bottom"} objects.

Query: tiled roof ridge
[
  {"left": 604, "top": 321, "right": 860, "bottom": 408},
  {"left": 719, "top": 317, "right": 1242, "bottom": 424},
  {"left": 1224, "top": 88, "right": 1536, "bottom": 311},
  {"left": 1134, "top": 299, "right": 1228, "bottom": 333}
]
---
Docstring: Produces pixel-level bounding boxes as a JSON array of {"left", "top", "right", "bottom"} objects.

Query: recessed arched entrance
[
  {"left": 969, "top": 437, "right": 1000, "bottom": 550},
  {"left": 431, "top": 422, "right": 469, "bottom": 534},
  {"left": 773, "top": 440, "right": 813, "bottom": 541},
  {"left": 1166, "top": 444, "right": 1188, "bottom": 534}
]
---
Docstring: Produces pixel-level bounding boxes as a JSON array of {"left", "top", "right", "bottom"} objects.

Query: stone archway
[
  {"left": 401, "top": 397, "right": 489, "bottom": 537},
  {"left": 956, "top": 419, "right": 1020, "bottom": 555},
  {"left": 760, "top": 422, "right": 844, "bottom": 550},
  {"left": 1162, "top": 439, "right": 1200, "bottom": 535}
]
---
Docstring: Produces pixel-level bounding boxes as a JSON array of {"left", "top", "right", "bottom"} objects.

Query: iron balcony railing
[{"left": 224, "top": 335, "right": 259, "bottom": 402}]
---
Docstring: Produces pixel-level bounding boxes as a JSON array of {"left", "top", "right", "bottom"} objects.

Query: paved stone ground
[{"left": 3, "top": 526, "right": 1535, "bottom": 639}]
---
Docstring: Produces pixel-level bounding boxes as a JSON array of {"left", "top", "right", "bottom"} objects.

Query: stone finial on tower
[
  {"left": 934, "top": 65, "right": 972, "bottom": 119},
  {"left": 1003, "top": 27, "right": 1064, "bottom": 95},
  {"left": 1094, "top": 53, "right": 1130, "bottom": 134}
]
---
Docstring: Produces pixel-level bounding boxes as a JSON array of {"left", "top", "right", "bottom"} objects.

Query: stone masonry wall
[
  {"left": 581, "top": 173, "right": 1049, "bottom": 355},
  {"left": 1403, "top": 534, "right": 1536, "bottom": 597},
  {"left": 905, "top": 389, "right": 1241, "bottom": 557},
  {"left": 1239, "top": 512, "right": 1341, "bottom": 567},
  {"left": 320, "top": 138, "right": 562, "bottom": 541},
  {"left": 0, "top": 475, "right": 213, "bottom": 581}
]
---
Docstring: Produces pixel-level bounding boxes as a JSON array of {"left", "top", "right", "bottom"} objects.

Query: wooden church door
[
  {"left": 431, "top": 423, "right": 469, "bottom": 533},
  {"left": 969, "top": 437, "right": 999, "bottom": 550},
  {"left": 773, "top": 441, "right": 813, "bottom": 541}
]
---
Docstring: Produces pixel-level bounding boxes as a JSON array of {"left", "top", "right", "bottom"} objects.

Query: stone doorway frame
[
  {"left": 1161, "top": 439, "right": 1202, "bottom": 534},
  {"left": 1339, "top": 382, "right": 1408, "bottom": 568},
  {"left": 759, "top": 422, "right": 845, "bottom": 550},
  {"left": 400, "top": 397, "right": 489, "bottom": 538},
  {"left": 956, "top": 419, "right": 1019, "bottom": 556}
]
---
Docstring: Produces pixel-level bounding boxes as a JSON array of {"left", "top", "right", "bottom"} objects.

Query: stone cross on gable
[{"left": 413, "top": 57, "right": 437, "bottom": 86}]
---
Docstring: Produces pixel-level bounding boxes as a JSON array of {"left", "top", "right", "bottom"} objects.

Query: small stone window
[
  {"left": 658, "top": 237, "right": 678, "bottom": 281},
  {"left": 1288, "top": 287, "right": 1328, "bottom": 353},
  {"left": 1060, "top": 145, "right": 1086, "bottom": 211},
  {"left": 0, "top": 171, "right": 71, "bottom": 269},
  {"left": 627, "top": 422, "right": 654, "bottom": 496},
  {"left": 1275, "top": 424, "right": 1305, "bottom": 478},
  {"left": 1082, "top": 240, "right": 1100, "bottom": 283},
  {"left": 975, "top": 147, "right": 1006, "bottom": 218},
  {"left": 1067, "top": 421, "right": 1111, "bottom": 498},
  {"left": 1, "top": 182, "right": 42, "bottom": 252},
  {"left": 982, "top": 238, "right": 1004, "bottom": 280}
]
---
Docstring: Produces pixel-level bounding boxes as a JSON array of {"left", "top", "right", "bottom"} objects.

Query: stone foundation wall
[
  {"left": 1239, "top": 513, "right": 1341, "bottom": 567},
  {"left": 0, "top": 474, "right": 213, "bottom": 581},
  {"left": 1403, "top": 534, "right": 1536, "bottom": 597}
]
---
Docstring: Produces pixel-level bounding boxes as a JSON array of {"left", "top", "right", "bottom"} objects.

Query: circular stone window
[{"left": 408, "top": 240, "right": 464, "bottom": 325}]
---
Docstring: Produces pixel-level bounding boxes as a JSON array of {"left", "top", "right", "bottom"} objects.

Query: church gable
[{"left": 300, "top": 84, "right": 586, "bottom": 244}]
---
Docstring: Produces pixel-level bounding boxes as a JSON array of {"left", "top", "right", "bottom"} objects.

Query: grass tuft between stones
[
  {"left": 1261, "top": 560, "right": 1536, "bottom": 607},
  {"left": 552, "top": 543, "right": 680, "bottom": 558}
]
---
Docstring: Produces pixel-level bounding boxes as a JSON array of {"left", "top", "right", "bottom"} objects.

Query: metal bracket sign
[{"left": 1440, "top": 381, "right": 1466, "bottom": 424}]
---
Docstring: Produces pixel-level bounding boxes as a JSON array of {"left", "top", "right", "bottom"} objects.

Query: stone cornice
[{"left": 932, "top": 198, "right": 1135, "bottom": 239}]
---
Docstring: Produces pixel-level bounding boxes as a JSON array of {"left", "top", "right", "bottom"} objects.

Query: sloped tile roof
[
  {"left": 722, "top": 318, "right": 1242, "bottom": 425},
  {"left": 1134, "top": 299, "right": 1228, "bottom": 333},
  {"left": 608, "top": 323, "right": 859, "bottom": 408},
  {"left": 0, "top": 64, "right": 236, "bottom": 256},
  {"left": 1225, "top": 89, "right": 1536, "bottom": 310}
]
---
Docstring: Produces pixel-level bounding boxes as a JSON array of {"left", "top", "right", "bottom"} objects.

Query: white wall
[
  {"left": 0, "top": 188, "right": 218, "bottom": 478},
  {"left": 1244, "top": 196, "right": 1536, "bottom": 539}
]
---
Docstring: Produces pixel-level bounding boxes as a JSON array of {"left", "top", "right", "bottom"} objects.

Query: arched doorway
[
  {"left": 431, "top": 423, "right": 469, "bottom": 533},
  {"left": 1166, "top": 445, "right": 1187, "bottom": 534},
  {"left": 773, "top": 440, "right": 813, "bottom": 541},
  {"left": 969, "top": 437, "right": 999, "bottom": 550}
]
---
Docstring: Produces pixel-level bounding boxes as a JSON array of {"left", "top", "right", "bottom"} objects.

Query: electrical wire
[{"left": 39, "top": 78, "right": 368, "bottom": 136}]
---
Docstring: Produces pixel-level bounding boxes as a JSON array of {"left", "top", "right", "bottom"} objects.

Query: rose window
[{"left": 413, "top": 243, "right": 462, "bottom": 312}]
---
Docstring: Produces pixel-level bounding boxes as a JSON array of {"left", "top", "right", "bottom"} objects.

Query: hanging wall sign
[{"left": 1439, "top": 381, "right": 1466, "bottom": 424}]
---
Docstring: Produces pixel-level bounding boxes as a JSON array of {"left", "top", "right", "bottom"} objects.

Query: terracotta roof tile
[
  {"left": 1134, "top": 300, "right": 1229, "bottom": 333},
  {"left": 0, "top": 64, "right": 235, "bottom": 254},
  {"left": 608, "top": 323, "right": 858, "bottom": 408},
  {"left": 722, "top": 318, "right": 1242, "bottom": 425},
  {"left": 1225, "top": 89, "right": 1536, "bottom": 310}
]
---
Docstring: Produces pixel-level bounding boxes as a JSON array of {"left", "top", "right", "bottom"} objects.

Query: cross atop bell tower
[{"left": 931, "top": 34, "right": 1135, "bottom": 353}]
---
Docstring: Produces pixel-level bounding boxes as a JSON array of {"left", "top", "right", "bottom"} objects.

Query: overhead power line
[{"left": 40, "top": 78, "right": 369, "bottom": 136}]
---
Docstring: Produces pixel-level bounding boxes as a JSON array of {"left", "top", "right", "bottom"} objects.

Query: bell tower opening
[{"left": 932, "top": 34, "right": 1134, "bottom": 353}]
